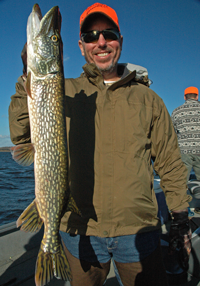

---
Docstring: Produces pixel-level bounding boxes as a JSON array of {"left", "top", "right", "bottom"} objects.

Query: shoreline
[{"left": 0, "top": 147, "right": 12, "bottom": 152}]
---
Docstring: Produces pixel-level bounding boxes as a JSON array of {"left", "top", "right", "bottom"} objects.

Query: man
[
  {"left": 9, "top": 3, "right": 192, "bottom": 286},
  {"left": 171, "top": 86, "right": 200, "bottom": 215},
  {"left": 171, "top": 86, "right": 200, "bottom": 182}
]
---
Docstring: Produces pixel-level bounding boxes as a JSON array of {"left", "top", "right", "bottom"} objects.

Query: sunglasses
[{"left": 81, "top": 29, "right": 121, "bottom": 43}]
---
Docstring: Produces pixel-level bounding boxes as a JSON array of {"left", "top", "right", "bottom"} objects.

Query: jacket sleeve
[
  {"left": 8, "top": 76, "right": 31, "bottom": 145},
  {"left": 151, "top": 99, "right": 191, "bottom": 212}
]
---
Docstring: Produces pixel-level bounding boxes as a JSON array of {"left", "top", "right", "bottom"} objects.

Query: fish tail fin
[
  {"left": 52, "top": 244, "right": 72, "bottom": 281},
  {"left": 35, "top": 247, "right": 54, "bottom": 286},
  {"left": 17, "top": 199, "right": 43, "bottom": 232},
  {"left": 35, "top": 244, "right": 72, "bottom": 286}
]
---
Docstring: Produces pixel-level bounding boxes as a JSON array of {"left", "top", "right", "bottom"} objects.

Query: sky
[{"left": 0, "top": 0, "right": 200, "bottom": 147}]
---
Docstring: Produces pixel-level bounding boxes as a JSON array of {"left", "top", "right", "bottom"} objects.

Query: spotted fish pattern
[{"left": 11, "top": 4, "right": 79, "bottom": 286}]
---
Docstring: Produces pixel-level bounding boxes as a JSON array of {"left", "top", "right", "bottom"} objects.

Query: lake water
[
  {"left": 0, "top": 152, "right": 35, "bottom": 226},
  {"left": 0, "top": 151, "right": 195, "bottom": 227}
]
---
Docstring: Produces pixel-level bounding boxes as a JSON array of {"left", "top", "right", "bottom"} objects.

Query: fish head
[{"left": 27, "top": 4, "right": 63, "bottom": 76}]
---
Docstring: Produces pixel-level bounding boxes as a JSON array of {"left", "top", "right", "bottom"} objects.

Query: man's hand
[{"left": 168, "top": 209, "right": 192, "bottom": 270}]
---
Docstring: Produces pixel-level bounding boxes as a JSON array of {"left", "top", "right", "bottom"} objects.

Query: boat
[
  {"left": 156, "top": 176, "right": 200, "bottom": 286},
  {"left": 1, "top": 179, "right": 200, "bottom": 286},
  {"left": 0, "top": 222, "right": 118, "bottom": 286}
]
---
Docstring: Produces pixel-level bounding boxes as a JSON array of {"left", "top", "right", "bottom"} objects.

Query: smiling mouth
[{"left": 96, "top": 52, "right": 110, "bottom": 57}]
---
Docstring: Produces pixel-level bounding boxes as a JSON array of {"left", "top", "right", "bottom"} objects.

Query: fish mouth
[{"left": 27, "top": 5, "right": 62, "bottom": 76}]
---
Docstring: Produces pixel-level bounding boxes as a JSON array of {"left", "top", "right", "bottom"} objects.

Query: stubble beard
[{"left": 83, "top": 46, "right": 121, "bottom": 77}]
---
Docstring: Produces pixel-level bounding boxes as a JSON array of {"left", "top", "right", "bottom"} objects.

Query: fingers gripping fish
[{"left": 11, "top": 4, "right": 80, "bottom": 286}]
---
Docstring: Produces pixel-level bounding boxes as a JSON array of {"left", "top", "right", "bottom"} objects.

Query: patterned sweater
[{"left": 171, "top": 99, "right": 200, "bottom": 155}]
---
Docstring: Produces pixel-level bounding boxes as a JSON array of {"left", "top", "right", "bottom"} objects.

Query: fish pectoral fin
[
  {"left": 26, "top": 72, "right": 32, "bottom": 98},
  {"left": 11, "top": 143, "right": 35, "bottom": 166},
  {"left": 17, "top": 199, "right": 43, "bottom": 232},
  {"left": 35, "top": 244, "right": 72, "bottom": 286}
]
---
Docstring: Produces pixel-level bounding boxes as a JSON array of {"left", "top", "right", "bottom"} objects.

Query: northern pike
[{"left": 11, "top": 4, "right": 79, "bottom": 286}]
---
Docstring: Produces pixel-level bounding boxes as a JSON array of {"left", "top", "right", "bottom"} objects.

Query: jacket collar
[{"left": 82, "top": 62, "right": 151, "bottom": 88}]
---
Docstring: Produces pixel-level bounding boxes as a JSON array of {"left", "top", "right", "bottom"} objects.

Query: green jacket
[{"left": 9, "top": 63, "right": 191, "bottom": 237}]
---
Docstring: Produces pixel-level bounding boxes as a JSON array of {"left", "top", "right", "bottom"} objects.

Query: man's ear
[
  {"left": 120, "top": 35, "right": 123, "bottom": 51},
  {"left": 78, "top": 40, "right": 85, "bottom": 56}
]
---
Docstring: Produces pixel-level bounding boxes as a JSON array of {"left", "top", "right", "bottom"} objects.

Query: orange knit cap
[
  {"left": 184, "top": 86, "right": 199, "bottom": 96},
  {"left": 80, "top": 3, "right": 120, "bottom": 33}
]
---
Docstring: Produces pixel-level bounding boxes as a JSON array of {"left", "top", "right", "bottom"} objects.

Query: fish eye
[{"left": 51, "top": 35, "right": 58, "bottom": 42}]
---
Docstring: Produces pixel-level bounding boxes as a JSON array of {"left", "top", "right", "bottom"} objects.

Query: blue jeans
[
  {"left": 60, "top": 230, "right": 160, "bottom": 263},
  {"left": 60, "top": 231, "right": 167, "bottom": 286}
]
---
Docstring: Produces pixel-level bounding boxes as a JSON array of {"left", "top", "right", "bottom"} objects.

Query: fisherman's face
[{"left": 79, "top": 16, "right": 123, "bottom": 79}]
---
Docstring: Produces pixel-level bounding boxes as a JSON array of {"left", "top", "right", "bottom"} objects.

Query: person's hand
[
  {"left": 21, "top": 43, "right": 27, "bottom": 80},
  {"left": 168, "top": 209, "right": 192, "bottom": 270}
]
